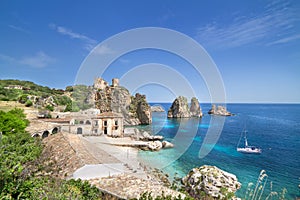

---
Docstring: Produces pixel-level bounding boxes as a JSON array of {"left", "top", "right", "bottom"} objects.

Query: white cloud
[
  {"left": 8, "top": 25, "right": 30, "bottom": 34},
  {"left": 49, "top": 23, "right": 97, "bottom": 51},
  {"left": 92, "top": 45, "right": 115, "bottom": 55},
  {"left": 196, "top": 1, "right": 297, "bottom": 48},
  {"left": 267, "top": 34, "right": 300, "bottom": 45},
  {"left": 0, "top": 51, "right": 55, "bottom": 68}
]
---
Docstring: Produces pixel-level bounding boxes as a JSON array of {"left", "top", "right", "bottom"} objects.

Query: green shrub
[
  {"left": 25, "top": 100, "right": 33, "bottom": 107},
  {"left": 46, "top": 105, "right": 54, "bottom": 111},
  {"left": 0, "top": 108, "right": 103, "bottom": 199}
]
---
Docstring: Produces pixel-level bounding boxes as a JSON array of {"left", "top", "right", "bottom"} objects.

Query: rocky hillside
[
  {"left": 0, "top": 78, "right": 152, "bottom": 125},
  {"left": 93, "top": 79, "right": 152, "bottom": 125}
]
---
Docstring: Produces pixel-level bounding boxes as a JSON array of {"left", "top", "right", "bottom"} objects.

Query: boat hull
[{"left": 237, "top": 147, "right": 262, "bottom": 154}]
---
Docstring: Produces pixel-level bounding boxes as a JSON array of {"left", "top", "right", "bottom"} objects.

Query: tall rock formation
[
  {"left": 168, "top": 96, "right": 191, "bottom": 118},
  {"left": 189, "top": 97, "right": 203, "bottom": 117},
  {"left": 131, "top": 93, "right": 152, "bottom": 125},
  {"left": 93, "top": 78, "right": 152, "bottom": 125},
  {"left": 168, "top": 96, "right": 203, "bottom": 118}
]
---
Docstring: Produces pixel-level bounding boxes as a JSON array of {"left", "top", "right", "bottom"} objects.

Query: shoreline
[{"left": 68, "top": 134, "right": 183, "bottom": 199}]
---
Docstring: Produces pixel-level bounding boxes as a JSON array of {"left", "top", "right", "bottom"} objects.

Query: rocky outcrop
[
  {"left": 94, "top": 78, "right": 152, "bottom": 125},
  {"left": 141, "top": 140, "right": 174, "bottom": 151},
  {"left": 147, "top": 141, "right": 163, "bottom": 151},
  {"left": 134, "top": 94, "right": 152, "bottom": 125},
  {"left": 182, "top": 165, "right": 241, "bottom": 199},
  {"left": 168, "top": 96, "right": 203, "bottom": 118},
  {"left": 208, "top": 105, "right": 233, "bottom": 116},
  {"left": 140, "top": 131, "right": 164, "bottom": 141},
  {"left": 151, "top": 105, "right": 165, "bottom": 112},
  {"left": 168, "top": 96, "right": 191, "bottom": 118},
  {"left": 189, "top": 97, "right": 203, "bottom": 117},
  {"left": 162, "top": 141, "right": 174, "bottom": 148}
]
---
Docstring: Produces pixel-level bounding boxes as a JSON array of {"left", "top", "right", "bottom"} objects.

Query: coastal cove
[{"left": 138, "top": 103, "right": 300, "bottom": 199}]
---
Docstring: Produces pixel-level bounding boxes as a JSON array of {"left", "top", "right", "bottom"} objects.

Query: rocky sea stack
[
  {"left": 168, "top": 96, "right": 202, "bottom": 118},
  {"left": 190, "top": 97, "right": 203, "bottom": 117},
  {"left": 151, "top": 105, "right": 165, "bottom": 112},
  {"left": 208, "top": 104, "right": 233, "bottom": 116},
  {"left": 182, "top": 165, "right": 241, "bottom": 199}
]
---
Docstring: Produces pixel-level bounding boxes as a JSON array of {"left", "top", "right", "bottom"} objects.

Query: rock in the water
[
  {"left": 189, "top": 97, "right": 203, "bottom": 117},
  {"left": 140, "top": 132, "right": 164, "bottom": 141},
  {"left": 168, "top": 96, "right": 191, "bottom": 118},
  {"left": 182, "top": 165, "right": 241, "bottom": 199},
  {"left": 147, "top": 141, "right": 163, "bottom": 151},
  {"left": 151, "top": 105, "right": 165, "bottom": 112},
  {"left": 162, "top": 141, "right": 174, "bottom": 148},
  {"left": 208, "top": 104, "right": 233, "bottom": 116},
  {"left": 130, "top": 93, "right": 152, "bottom": 125}
]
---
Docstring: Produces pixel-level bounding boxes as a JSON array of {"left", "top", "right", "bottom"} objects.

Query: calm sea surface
[{"left": 137, "top": 103, "right": 300, "bottom": 199}]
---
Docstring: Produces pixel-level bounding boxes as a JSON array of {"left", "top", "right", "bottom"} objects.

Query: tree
[{"left": 0, "top": 108, "right": 28, "bottom": 135}]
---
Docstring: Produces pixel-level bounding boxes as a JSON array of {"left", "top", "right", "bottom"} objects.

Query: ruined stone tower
[
  {"left": 93, "top": 78, "right": 108, "bottom": 90},
  {"left": 112, "top": 78, "right": 119, "bottom": 87}
]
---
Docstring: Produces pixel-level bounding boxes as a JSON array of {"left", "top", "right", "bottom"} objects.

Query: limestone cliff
[
  {"left": 208, "top": 104, "right": 233, "bottom": 116},
  {"left": 168, "top": 96, "right": 190, "bottom": 118},
  {"left": 130, "top": 93, "right": 152, "bottom": 125},
  {"left": 93, "top": 78, "right": 151, "bottom": 125},
  {"left": 168, "top": 96, "right": 203, "bottom": 118},
  {"left": 182, "top": 165, "right": 241, "bottom": 199},
  {"left": 189, "top": 97, "right": 203, "bottom": 117}
]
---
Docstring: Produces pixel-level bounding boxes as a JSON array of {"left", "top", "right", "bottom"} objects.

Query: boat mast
[{"left": 244, "top": 130, "right": 248, "bottom": 147}]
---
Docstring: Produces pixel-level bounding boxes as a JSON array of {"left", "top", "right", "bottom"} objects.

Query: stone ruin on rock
[{"left": 93, "top": 77, "right": 152, "bottom": 126}]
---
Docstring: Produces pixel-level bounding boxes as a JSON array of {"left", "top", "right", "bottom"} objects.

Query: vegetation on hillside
[
  {"left": 0, "top": 79, "right": 93, "bottom": 112},
  {"left": 0, "top": 108, "right": 102, "bottom": 199}
]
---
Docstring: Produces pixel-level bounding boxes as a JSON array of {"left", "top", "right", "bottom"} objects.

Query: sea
[{"left": 137, "top": 103, "right": 300, "bottom": 199}]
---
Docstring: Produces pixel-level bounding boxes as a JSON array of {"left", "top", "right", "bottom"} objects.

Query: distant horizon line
[{"left": 149, "top": 102, "right": 300, "bottom": 104}]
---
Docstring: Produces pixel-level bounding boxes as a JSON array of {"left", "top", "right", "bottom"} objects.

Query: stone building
[
  {"left": 94, "top": 77, "right": 120, "bottom": 90},
  {"left": 112, "top": 78, "right": 119, "bottom": 87},
  {"left": 93, "top": 78, "right": 109, "bottom": 90},
  {"left": 61, "top": 111, "right": 124, "bottom": 137},
  {"left": 91, "top": 112, "right": 123, "bottom": 137}
]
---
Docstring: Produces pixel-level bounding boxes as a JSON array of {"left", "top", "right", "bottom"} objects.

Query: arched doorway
[
  {"left": 77, "top": 127, "right": 83, "bottom": 134},
  {"left": 52, "top": 127, "right": 58, "bottom": 134},
  {"left": 42, "top": 130, "right": 49, "bottom": 139},
  {"left": 32, "top": 133, "right": 40, "bottom": 138}
]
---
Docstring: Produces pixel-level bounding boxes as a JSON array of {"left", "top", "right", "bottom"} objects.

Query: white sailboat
[{"left": 237, "top": 130, "right": 262, "bottom": 154}]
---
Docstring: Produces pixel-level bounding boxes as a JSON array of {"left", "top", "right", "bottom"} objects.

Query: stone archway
[
  {"left": 52, "top": 127, "right": 59, "bottom": 134},
  {"left": 77, "top": 127, "right": 83, "bottom": 134},
  {"left": 32, "top": 133, "right": 40, "bottom": 138},
  {"left": 86, "top": 120, "right": 91, "bottom": 125},
  {"left": 42, "top": 130, "right": 49, "bottom": 139}
]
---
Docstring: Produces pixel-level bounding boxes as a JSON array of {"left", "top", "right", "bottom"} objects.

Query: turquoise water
[{"left": 138, "top": 103, "right": 300, "bottom": 199}]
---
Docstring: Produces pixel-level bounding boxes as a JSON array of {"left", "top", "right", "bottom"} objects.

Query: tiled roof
[{"left": 92, "top": 112, "right": 123, "bottom": 119}]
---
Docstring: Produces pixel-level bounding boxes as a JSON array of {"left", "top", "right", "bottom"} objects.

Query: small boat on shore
[{"left": 237, "top": 130, "right": 261, "bottom": 154}]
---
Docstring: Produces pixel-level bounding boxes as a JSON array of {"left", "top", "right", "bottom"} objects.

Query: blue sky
[{"left": 0, "top": 0, "right": 299, "bottom": 103}]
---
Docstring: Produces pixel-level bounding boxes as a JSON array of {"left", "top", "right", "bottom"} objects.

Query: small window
[
  {"left": 104, "top": 121, "right": 107, "bottom": 126},
  {"left": 94, "top": 129, "right": 98, "bottom": 133},
  {"left": 115, "top": 120, "right": 118, "bottom": 126},
  {"left": 94, "top": 121, "right": 98, "bottom": 126}
]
